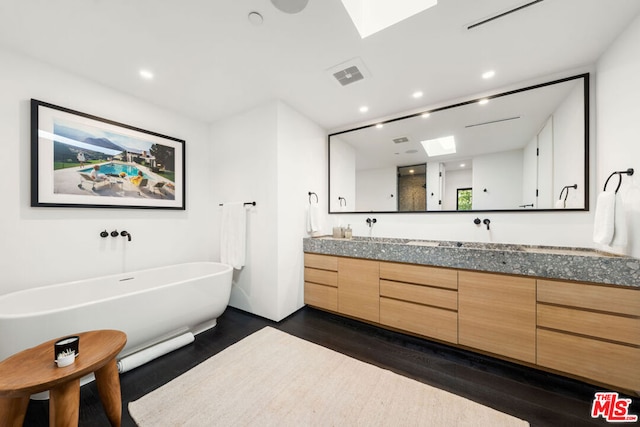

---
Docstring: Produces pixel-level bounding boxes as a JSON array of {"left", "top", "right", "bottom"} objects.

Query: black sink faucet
[{"left": 483, "top": 219, "right": 491, "bottom": 230}]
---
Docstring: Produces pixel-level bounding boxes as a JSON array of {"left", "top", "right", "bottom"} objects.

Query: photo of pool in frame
[{"left": 31, "top": 99, "right": 185, "bottom": 210}]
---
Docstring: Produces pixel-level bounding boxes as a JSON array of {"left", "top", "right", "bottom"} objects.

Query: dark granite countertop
[{"left": 303, "top": 236, "right": 640, "bottom": 288}]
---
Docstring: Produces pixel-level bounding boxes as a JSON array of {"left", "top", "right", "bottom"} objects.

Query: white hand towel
[
  {"left": 611, "top": 191, "right": 629, "bottom": 247},
  {"left": 593, "top": 192, "right": 616, "bottom": 245},
  {"left": 307, "top": 203, "right": 321, "bottom": 234},
  {"left": 220, "top": 202, "right": 246, "bottom": 270}
]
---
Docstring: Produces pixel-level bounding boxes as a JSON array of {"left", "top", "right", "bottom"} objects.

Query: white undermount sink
[
  {"left": 405, "top": 241, "right": 440, "bottom": 247},
  {"left": 520, "top": 247, "right": 619, "bottom": 257}
]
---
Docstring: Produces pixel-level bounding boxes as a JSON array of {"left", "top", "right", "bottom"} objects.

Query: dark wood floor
[{"left": 23, "top": 306, "right": 637, "bottom": 426}]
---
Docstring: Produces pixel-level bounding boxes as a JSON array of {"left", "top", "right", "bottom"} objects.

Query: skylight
[
  {"left": 420, "top": 136, "right": 456, "bottom": 157},
  {"left": 340, "top": 0, "right": 438, "bottom": 38}
]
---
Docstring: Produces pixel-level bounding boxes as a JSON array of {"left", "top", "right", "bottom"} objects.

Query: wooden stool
[{"left": 0, "top": 330, "right": 126, "bottom": 427}]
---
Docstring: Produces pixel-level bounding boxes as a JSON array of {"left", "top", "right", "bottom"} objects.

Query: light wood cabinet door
[
  {"left": 304, "top": 282, "right": 338, "bottom": 312},
  {"left": 458, "top": 271, "right": 536, "bottom": 363},
  {"left": 338, "top": 258, "right": 380, "bottom": 323},
  {"left": 537, "top": 329, "right": 640, "bottom": 392},
  {"left": 380, "top": 297, "right": 457, "bottom": 343}
]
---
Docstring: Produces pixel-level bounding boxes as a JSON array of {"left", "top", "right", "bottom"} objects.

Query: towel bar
[
  {"left": 218, "top": 201, "right": 256, "bottom": 206},
  {"left": 603, "top": 168, "right": 634, "bottom": 194}
]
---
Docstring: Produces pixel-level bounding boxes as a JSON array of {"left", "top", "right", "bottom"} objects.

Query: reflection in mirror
[{"left": 329, "top": 74, "right": 589, "bottom": 213}]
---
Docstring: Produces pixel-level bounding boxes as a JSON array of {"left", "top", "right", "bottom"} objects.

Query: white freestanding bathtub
[{"left": 0, "top": 262, "right": 233, "bottom": 369}]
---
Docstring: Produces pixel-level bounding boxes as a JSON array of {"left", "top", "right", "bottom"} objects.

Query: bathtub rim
[{"left": 0, "top": 261, "right": 233, "bottom": 319}]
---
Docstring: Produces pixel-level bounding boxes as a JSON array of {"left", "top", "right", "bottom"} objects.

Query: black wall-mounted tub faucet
[{"left": 483, "top": 219, "right": 491, "bottom": 230}]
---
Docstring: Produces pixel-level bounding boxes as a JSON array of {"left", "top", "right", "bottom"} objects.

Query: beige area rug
[{"left": 129, "top": 327, "right": 529, "bottom": 426}]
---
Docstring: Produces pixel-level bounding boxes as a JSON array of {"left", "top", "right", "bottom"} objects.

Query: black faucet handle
[{"left": 100, "top": 230, "right": 109, "bottom": 238}]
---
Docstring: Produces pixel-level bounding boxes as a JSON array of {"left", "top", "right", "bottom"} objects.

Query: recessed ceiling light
[
  {"left": 376, "top": 123, "right": 384, "bottom": 129},
  {"left": 460, "top": 163, "right": 466, "bottom": 168},
  {"left": 359, "top": 106, "right": 369, "bottom": 113},
  {"left": 420, "top": 136, "right": 456, "bottom": 157},
  {"left": 139, "top": 69, "right": 154, "bottom": 80},
  {"left": 478, "top": 98, "right": 489, "bottom": 105},
  {"left": 409, "top": 169, "right": 415, "bottom": 174},
  {"left": 412, "top": 91, "right": 423, "bottom": 99},
  {"left": 482, "top": 70, "right": 495, "bottom": 79},
  {"left": 421, "top": 112, "right": 430, "bottom": 118}
]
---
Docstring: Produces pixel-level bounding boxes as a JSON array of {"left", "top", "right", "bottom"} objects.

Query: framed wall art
[{"left": 31, "top": 99, "right": 185, "bottom": 209}]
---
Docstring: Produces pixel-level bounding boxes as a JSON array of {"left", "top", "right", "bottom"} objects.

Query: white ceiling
[{"left": 1, "top": 0, "right": 639, "bottom": 132}]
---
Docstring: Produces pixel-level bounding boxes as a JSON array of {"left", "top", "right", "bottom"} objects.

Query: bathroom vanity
[{"left": 303, "top": 237, "right": 640, "bottom": 395}]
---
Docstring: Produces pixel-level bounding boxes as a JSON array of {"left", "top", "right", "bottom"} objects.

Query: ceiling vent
[
  {"left": 466, "top": 0, "right": 544, "bottom": 30},
  {"left": 326, "top": 57, "right": 371, "bottom": 87},
  {"left": 333, "top": 66, "right": 364, "bottom": 86},
  {"left": 393, "top": 137, "right": 410, "bottom": 144}
]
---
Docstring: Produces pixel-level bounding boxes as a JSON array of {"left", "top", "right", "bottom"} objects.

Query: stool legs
[
  {"left": 49, "top": 378, "right": 80, "bottom": 427},
  {"left": 0, "top": 396, "right": 29, "bottom": 427},
  {"left": 94, "top": 358, "right": 122, "bottom": 427}
]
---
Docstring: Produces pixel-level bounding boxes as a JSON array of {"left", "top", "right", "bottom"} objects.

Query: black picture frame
[{"left": 31, "top": 99, "right": 185, "bottom": 209}]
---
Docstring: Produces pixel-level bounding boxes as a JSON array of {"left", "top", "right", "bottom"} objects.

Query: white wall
[
  {"left": 426, "top": 162, "right": 443, "bottom": 211},
  {"left": 209, "top": 100, "right": 327, "bottom": 321},
  {"left": 356, "top": 167, "right": 396, "bottom": 211},
  {"left": 553, "top": 83, "right": 585, "bottom": 209},
  {"left": 596, "top": 14, "right": 640, "bottom": 257},
  {"left": 329, "top": 137, "right": 356, "bottom": 212},
  {"left": 522, "top": 135, "right": 538, "bottom": 207},
  {"left": 536, "top": 117, "right": 554, "bottom": 209},
  {"left": 472, "top": 150, "right": 523, "bottom": 210},
  {"left": 209, "top": 103, "right": 279, "bottom": 319},
  {"left": 275, "top": 102, "right": 327, "bottom": 320},
  {"left": 0, "top": 47, "right": 214, "bottom": 296}
]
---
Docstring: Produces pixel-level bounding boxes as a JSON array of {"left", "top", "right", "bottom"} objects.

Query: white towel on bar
[
  {"left": 307, "top": 203, "right": 321, "bottom": 234},
  {"left": 610, "top": 192, "right": 628, "bottom": 247},
  {"left": 220, "top": 202, "right": 246, "bottom": 270},
  {"left": 593, "top": 191, "right": 616, "bottom": 245}
]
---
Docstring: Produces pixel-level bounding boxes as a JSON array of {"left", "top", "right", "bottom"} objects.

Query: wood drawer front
[
  {"left": 380, "top": 297, "right": 458, "bottom": 344},
  {"left": 380, "top": 262, "right": 457, "bottom": 290},
  {"left": 537, "top": 328, "right": 640, "bottom": 392},
  {"left": 538, "top": 279, "right": 640, "bottom": 316},
  {"left": 380, "top": 280, "right": 457, "bottom": 311},
  {"left": 304, "top": 267, "right": 338, "bottom": 287},
  {"left": 304, "top": 282, "right": 338, "bottom": 312},
  {"left": 338, "top": 258, "right": 380, "bottom": 323},
  {"left": 304, "top": 253, "right": 338, "bottom": 271},
  {"left": 458, "top": 271, "right": 536, "bottom": 364},
  {"left": 538, "top": 304, "right": 640, "bottom": 346}
]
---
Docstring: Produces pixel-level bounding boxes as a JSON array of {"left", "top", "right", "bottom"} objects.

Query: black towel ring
[
  {"left": 308, "top": 192, "right": 318, "bottom": 204},
  {"left": 603, "top": 168, "right": 634, "bottom": 194}
]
